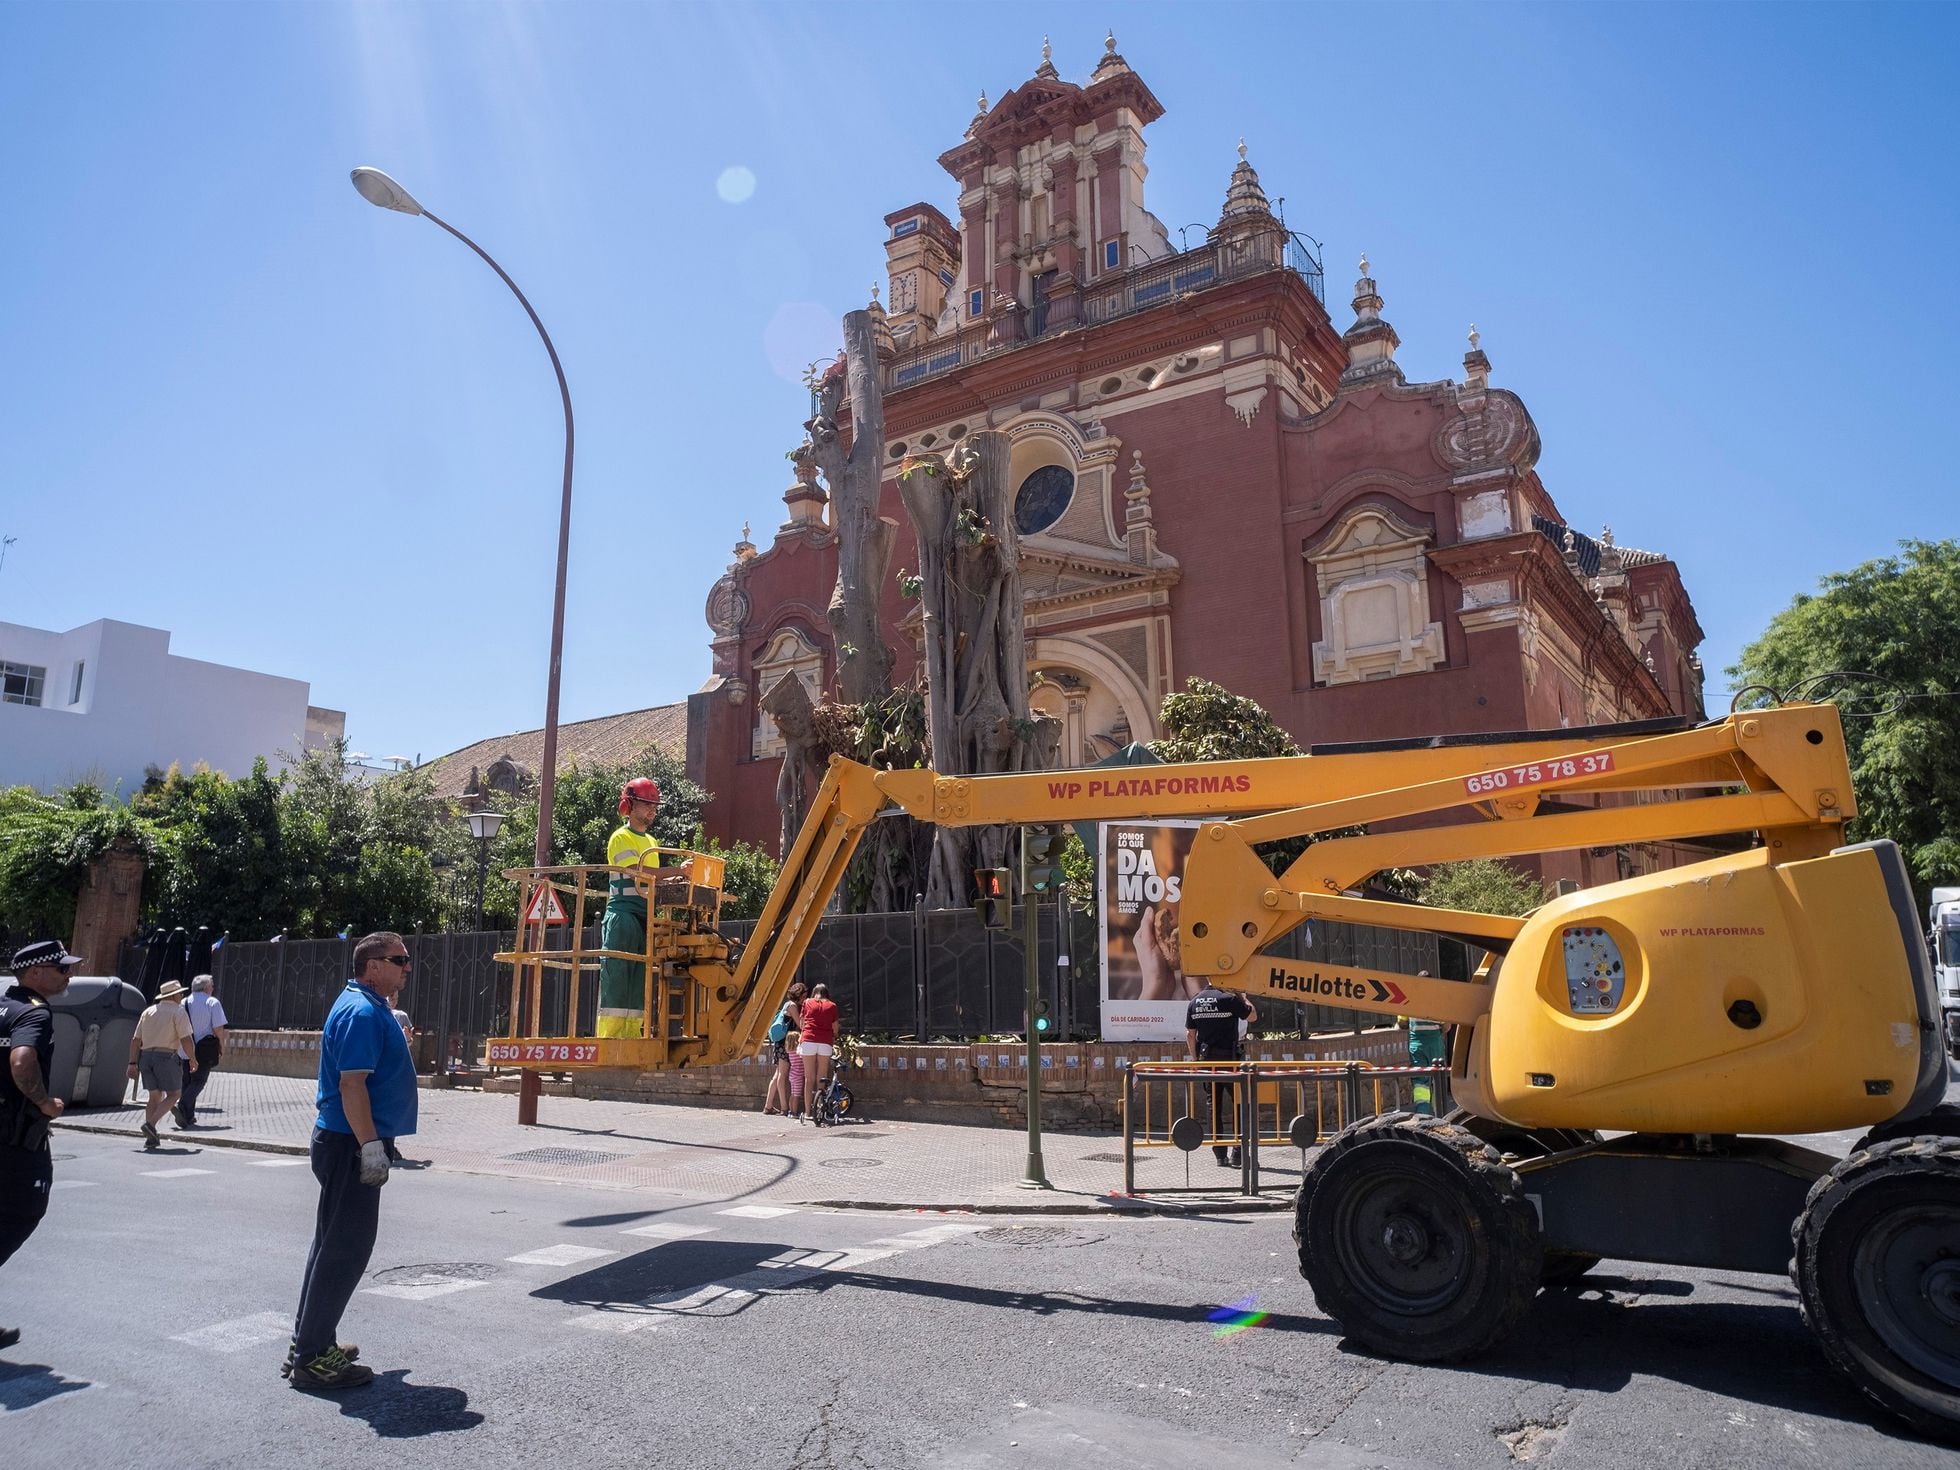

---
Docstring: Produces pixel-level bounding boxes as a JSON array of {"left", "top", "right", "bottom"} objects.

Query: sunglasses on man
[{"left": 381, "top": 954, "right": 412, "bottom": 968}]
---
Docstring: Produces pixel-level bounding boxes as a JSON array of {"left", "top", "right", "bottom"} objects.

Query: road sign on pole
[{"left": 524, "top": 883, "right": 569, "bottom": 925}]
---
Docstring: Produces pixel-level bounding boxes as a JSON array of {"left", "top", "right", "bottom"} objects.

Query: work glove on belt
[{"left": 358, "top": 1139, "right": 391, "bottom": 1187}]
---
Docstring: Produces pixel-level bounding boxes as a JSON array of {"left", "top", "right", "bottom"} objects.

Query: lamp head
[
  {"left": 465, "top": 809, "right": 508, "bottom": 842},
  {"left": 350, "top": 167, "right": 424, "bottom": 216}
]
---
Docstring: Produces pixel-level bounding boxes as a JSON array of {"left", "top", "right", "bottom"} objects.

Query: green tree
[
  {"left": 1729, "top": 539, "right": 1960, "bottom": 896},
  {"left": 138, "top": 761, "right": 296, "bottom": 938},
  {"left": 1415, "top": 859, "right": 1546, "bottom": 917},
  {"left": 1149, "top": 677, "right": 1300, "bottom": 763},
  {"left": 0, "top": 783, "right": 174, "bottom": 944},
  {"left": 476, "top": 744, "right": 710, "bottom": 926}
]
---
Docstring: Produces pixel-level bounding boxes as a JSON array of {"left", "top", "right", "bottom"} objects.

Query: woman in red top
[{"left": 796, "top": 983, "right": 839, "bottom": 1121}]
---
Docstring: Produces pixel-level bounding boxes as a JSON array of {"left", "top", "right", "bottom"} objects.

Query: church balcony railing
[{"left": 883, "top": 229, "right": 1322, "bottom": 393}]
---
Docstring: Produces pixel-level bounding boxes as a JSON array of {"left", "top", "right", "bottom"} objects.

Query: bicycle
[{"left": 811, "top": 1066, "right": 855, "bottom": 1127}]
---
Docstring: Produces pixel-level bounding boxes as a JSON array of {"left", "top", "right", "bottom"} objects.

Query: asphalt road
[{"left": 5, "top": 1114, "right": 1958, "bottom": 1470}]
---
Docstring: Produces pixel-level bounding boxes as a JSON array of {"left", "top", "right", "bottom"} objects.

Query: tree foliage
[
  {"left": 1149, "top": 677, "right": 1301, "bottom": 763},
  {"left": 0, "top": 737, "right": 736, "bottom": 943},
  {"left": 1415, "top": 859, "right": 1546, "bottom": 917},
  {"left": 1729, "top": 539, "right": 1960, "bottom": 896}
]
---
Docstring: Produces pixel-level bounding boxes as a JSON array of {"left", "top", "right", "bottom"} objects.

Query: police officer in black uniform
[
  {"left": 1, "top": 939, "right": 82, "bottom": 1350},
  {"left": 1185, "top": 980, "right": 1257, "bottom": 1167}
]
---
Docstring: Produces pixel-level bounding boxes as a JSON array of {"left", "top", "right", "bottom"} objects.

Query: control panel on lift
[{"left": 1561, "top": 927, "right": 1626, "bottom": 1014}]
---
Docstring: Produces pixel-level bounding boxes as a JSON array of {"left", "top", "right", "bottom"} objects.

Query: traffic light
[
  {"left": 1023, "top": 825, "right": 1063, "bottom": 894},
  {"left": 1032, "top": 994, "right": 1052, "bottom": 1034},
  {"left": 973, "top": 867, "right": 1012, "bottom": 930}
]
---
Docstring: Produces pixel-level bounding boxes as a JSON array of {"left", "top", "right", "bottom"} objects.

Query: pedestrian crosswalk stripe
[
  {"left": 51, "top": 1180, "right": 99, "bottom": 1189},
  {"left": 249, "top": 1159, "right": 309, "bottom": 1167},
  {"left": 142, "top": 1168, "right": 216, "bottom": 1178},
  {"left": 506, "top": 1244, "right": 617, "bottom": 1266},
  {"left": 867, "top": 1223, "right": 988, "bottom": 1248},
  {"left": 718, "top": 1204, "right": 797, "bottom": 1219},
  {"left": 620, "top": 1222, "right": 714, "bottom": 1241},
  {"left": 172, "top": 1311, "right": 292, "bottom": 1354},
  {"left": 361, "top": 1280, "right": 488, "bottom": 1301}
]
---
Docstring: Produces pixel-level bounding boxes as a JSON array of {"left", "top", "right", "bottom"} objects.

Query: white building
[{"left": 0, "top": 618, "right": 345, "bottom": 794}]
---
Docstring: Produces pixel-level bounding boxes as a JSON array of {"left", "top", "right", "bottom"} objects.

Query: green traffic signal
[{"left": 1023, "top": 825, "right": 1063, "bottom": 893}]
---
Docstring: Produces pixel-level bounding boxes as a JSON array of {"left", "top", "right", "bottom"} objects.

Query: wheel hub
[
  {"left": 1926, "top": 1260, "right": 1960, "bottom": 1330},
  {"left": 1857, "top": 1203, "right": 1960, "bottom": 1387},
  {"left": 1381, "top": 1213, "right": 1431, "bottom": 1266}
]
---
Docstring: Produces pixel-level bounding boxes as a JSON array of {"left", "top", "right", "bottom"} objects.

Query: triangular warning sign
[{"left": 524, "top": 884, "right": 569, "bottom": 925}]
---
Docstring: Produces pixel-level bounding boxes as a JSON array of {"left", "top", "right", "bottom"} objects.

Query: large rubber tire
[
  {"left": 1854, "top": 1103, "right": 1960, "bottom": 1156},
  {"left": 1294, "top": 1112, "right": 1543, "bottom": 1361},
  {"left": 1792, "top": 1136, "right": 1960, "bottom": 1443},
  {"left": 1445, "top": 1110, "right": 1604, "bottom": 1286}
]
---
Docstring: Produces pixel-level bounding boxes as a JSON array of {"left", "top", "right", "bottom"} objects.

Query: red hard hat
[{"left": 618, "top": 777, "right": 660, "bottom": 815}]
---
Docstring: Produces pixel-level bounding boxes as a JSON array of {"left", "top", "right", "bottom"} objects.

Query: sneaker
[
  {"left": 282, "top": 1338, "right": 360, "bottom": 1379},
  {"left": 1214, "top": 1151, "right": 1232, "bottom": 1167},
  {"left": 1227, "top": 1150, "right": 1243, "bottom": 1168},
  {"left": 289, "top": 1345, "right": 373, "bottom": 1391},
  {"left": 172, "top": 1107, "right": 191, "bottom": 1129},
  {"left": 141, "top": 1122, "right": 160, "bottom": 1150}
]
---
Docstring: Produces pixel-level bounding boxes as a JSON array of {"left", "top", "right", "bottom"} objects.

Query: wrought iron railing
[{"left": 882, "top": 228, "right": 1325, "bottom": 393}]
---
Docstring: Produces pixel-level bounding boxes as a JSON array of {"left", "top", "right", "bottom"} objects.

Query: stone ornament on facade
[
  {"left": 705, "top": 574, "right": 751, "bottom": 639},
  {"left": 1307, "top": 504, "right": 1446, "bottom": 685}
]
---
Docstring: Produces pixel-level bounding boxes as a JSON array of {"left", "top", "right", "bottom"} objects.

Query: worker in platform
[{"left": 599, "top": 777, "right": 689, "bottom": 1040}]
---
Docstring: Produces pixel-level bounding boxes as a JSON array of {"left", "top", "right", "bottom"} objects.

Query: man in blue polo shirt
[{"left": 286, "top": 931, "right": 418, "bottom": 1391}]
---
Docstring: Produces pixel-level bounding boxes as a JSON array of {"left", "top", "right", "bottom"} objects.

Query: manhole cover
[
  {"left": 500, "top": 1146, "right": 624, "bottom": 1166},
  {"left": 826, "top": 1130, "right": 890, "bottom": 1141},
  {"left": 818, "top": 1157, "right": 885, "bottom": 1170},
  {"left": 369, "top": 1262, "right": 500, "bottom": 1287},
  {"left": 976, "top": 1226, "right": 1104, "bottom": 1248},
  {"left": 1082, "top": 1153, "right": 1128, "bottom": 1164}
]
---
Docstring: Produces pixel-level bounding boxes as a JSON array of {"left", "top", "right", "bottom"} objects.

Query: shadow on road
[
  {"left": 1444, "top": 1272, "right": 1920, "bottom": 1443},
  {"left": 532, "top": 1238, "right": 1342, "bottom": 1336},
  {"left": 330, "top": 1370, "right": 482, "bottom": 1437},
  {"left": 0, "top": 1360, "right": 91, "bottom": 1412}
]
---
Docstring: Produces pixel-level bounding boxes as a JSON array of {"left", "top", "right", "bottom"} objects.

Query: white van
[{"left": 1931, "top": 885, "right": 1960, "bottom": 1058}]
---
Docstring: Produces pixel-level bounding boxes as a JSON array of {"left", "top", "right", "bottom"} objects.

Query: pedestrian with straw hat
[{"left": 128, "top": 979, "right": 196, "bottom": 1151}]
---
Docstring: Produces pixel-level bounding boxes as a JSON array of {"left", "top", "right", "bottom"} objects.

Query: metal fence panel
[{"left": 183, "top": 900, "right": 1443, "bottom": 1045}]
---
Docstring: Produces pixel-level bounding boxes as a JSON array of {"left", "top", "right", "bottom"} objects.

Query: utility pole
[{"left": 1018, "top": 826, "right": 1061, "bottom": 1190}]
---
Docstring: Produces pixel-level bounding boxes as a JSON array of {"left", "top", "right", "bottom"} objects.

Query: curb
[
  {"left": 55, "top": 1121, "right": 309, "bottom": 1158},
  {"left": 801, "top": 1194, "right": 1292, "bottom": 1217}
]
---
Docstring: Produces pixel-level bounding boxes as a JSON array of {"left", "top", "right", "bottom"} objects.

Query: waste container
[{"left": 47, "top": 976, "right": 147, "bottom": 1108}]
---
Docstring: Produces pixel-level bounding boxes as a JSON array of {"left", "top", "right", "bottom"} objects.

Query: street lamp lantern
[
  {"left": 348, "top": 164, "right": 577, "bottom": 883},
  {"left": 464, "top": 809, "right": 508, "bottom": 844},
  {"left": 350, "top": 167, "right": 424, "bottom": 216},
  {"left": 464, "top": 809, "right": 510, "bottom": 934}
]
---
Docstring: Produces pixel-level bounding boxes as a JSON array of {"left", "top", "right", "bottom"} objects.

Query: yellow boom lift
[{"left": 498, "top": 702, "right": 1956, "bottom": 1440}]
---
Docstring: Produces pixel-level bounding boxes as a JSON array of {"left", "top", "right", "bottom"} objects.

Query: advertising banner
[{"left": 1099, "top": 819, "right": 1202, "bottom": 1041}]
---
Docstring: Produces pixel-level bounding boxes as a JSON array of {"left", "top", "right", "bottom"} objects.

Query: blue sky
[{"left": 2, "top": 2, "right": 1954, "bottom": 767}]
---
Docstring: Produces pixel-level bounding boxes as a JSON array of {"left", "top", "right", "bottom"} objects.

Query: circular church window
[{"left": 1014, "top": 465, "right": 1075, "bottom": 537}]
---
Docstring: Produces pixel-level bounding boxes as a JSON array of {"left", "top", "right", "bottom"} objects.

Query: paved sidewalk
[{"left": 56, "top": 1070, "right": 1293, "bottom": 1215}]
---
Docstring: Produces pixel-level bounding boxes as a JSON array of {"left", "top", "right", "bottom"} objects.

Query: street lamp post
[
  {"left": 355, "top": 166, "right": 570, "bottom": 1127},
  {"left": 464, "top": 808, "right": 509, "bottom": 933},
  {"left": 349, "top": 168, "right": 575, "bottom": 872}
]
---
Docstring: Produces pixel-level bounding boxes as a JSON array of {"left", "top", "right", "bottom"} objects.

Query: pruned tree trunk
[
  {"left": 897, "top": 431, "right": 1061, "bottom": 908},
  {"left": 806, "top": 309, "right": 896, "bottom": 705},
  {"left": 761, "top": 673, "right": 823, "bottom": 861}
]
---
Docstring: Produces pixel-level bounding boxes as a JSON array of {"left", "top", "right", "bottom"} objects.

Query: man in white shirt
[{"left": 175, "top": 974, "right": 228, "bottom": 1129}]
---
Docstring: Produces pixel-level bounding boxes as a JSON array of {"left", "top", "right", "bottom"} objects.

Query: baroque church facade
[{"left": 688, "top": 38, "right": 1706, "bottom": 890}]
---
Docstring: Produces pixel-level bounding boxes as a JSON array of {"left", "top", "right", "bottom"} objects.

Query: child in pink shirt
[{"left": 785, "top": 1029, "right": 805, "bottom": 1119}]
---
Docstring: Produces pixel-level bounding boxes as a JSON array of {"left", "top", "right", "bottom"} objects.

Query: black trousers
[
  {"left": 292, "top": 1127, "right": 385, "bottom": 1358},
  {"left": 1207, "top": 1078, "right": 1242, "bottom": 1159},
  {"left": 179, "top": 1036, "right": 223, "bottom": 1121},
  {"left": 0, "top": 1139, "right": 53, "bottom": 1272}
]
